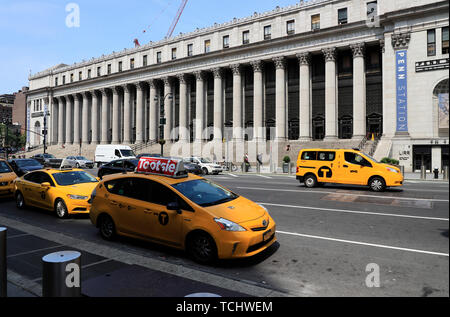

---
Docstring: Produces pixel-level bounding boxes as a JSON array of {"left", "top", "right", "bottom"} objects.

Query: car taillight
[{"left": 296, "top": 166, "right": 299, "bottom": 173}]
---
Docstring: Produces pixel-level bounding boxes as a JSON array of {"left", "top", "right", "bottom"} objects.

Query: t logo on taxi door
[
  {"left": 159, "top": 212, "right": 169, "bottom": 226},
  {"left": 318, "top": 166, "right": 333, "bottom": 178}
]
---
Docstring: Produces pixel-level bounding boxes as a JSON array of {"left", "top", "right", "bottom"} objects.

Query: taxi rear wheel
[
  {"left": 99, "top": 214, "right": 116, "bottom": 241},
  {"left": 304, "top": 174, "right": 318, "bottom": 188},
  {"left": 16, "top": 191, "right": 26, "bottom": 209},
  {"left": 188, "top": 232, "right": 217, "bottom": 264},
  {"left": 55, "top": 199, "right": 69, "bottom": 219}
]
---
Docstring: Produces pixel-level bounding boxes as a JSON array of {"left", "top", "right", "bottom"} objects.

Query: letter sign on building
[{"left": 396, "top": 50, "right": 408, "bottom": 133}]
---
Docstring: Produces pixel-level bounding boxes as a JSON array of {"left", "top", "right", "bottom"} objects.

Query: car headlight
[
  {"left": 214, "top": 218, "right": 246, "bottom": 232},
  {"left": 67, "top": 194, "right": 88, "bottom": 200},
  {"left": 386, "top": 167, "right": 399, "bottom": 173}
]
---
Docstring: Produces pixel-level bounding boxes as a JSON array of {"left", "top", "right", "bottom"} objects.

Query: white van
[{"left": 95, "top": 145, "right": 136, "bottom": 167}]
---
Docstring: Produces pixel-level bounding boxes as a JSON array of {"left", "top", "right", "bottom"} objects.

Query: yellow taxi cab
[
  {"left": 296, "top": 148, "right": 403, "bottom": 192},
  {"left": 89, "top": 157, "right": 277, "bottom": 263},
  {"left": 14, "top": 168, "right": 99, "bottom": 218},
  {"left": 0, "top": 160, "right": 17, "bottom": 198}
]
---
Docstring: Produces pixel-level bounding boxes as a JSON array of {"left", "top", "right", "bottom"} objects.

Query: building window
[
  {"left": 311, "top": 14, "right": 320, "bottom": 30},
  {"left": 70, "top": 73, "right": 74, "bottom": 83},
  {"left": 367, "top": 1, "right": 377, "bottom": 19},
  {"left": 97, "top": 67, "right": 101, "bottom": 76},
  {"left": 243, "top": 31, "right": 250, "bottom": 44},
  {"left": 338, "top": 8, "right": 348, "bottom": 25},
  {"left": 130, "top": 58, "right": 135, "bottom": 69},
  {"left": 223, "top": 35, "right": 230, "bottom": 48},
  {"left": 78, "top": 71, "right": 82, "bottom": 80},
  {"left": 107, "top": 64, "right": 112, "bottom": 74},
  {"left": 171, "top": 48, "right": 177, "bottom": 60},
  {"left": 205, "top": 40, "right": 211, "bottom": 53},
  {"left": 443, "top": 27, "right": 449, "bottom": 54},
  {"left": 87, "top": 69, "right": 92, "bottom": 78},
  {"left": 428, "top": 29, "right": 436, "bottom": 56},
  {"left": 62, "top": 75, "right": 66, "bottom": 84},
  {"left": 143, "top": 55, "right": 148, "bottom": 66},
  {"left": 264, "top": 25, "right": 271, "bottom": 40},
  {"left": 187, "top": 44, "right": 193, "bottom": 56},
  {"left": 286, "top": 20, "right": 295, "bottom": 35},
  {"left": 118, "top": 61, "right": 123, "bottom": 72},
  {"left": 55, "top": 78, "right": 58, "bottom": 86},
  {"left": 156, "top": 51, "right": 162, "bottom": 63}
]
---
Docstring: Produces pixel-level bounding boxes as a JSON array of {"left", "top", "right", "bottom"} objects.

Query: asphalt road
[{"left": 0, "top": 170, "right": 448, "bottom": 297}]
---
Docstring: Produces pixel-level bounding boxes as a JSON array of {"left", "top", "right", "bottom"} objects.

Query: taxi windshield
[
  {"left": 362, "top": 152, "right": 378, "bottom": 163},
  {"left": 173, "top": 179, "right": 238, "bottom": 207},
  {"left": 0, "top": 161, "right": 12, "bottom": 173},
  {"left": 52, "top": 171, "right": 98, "bottom": 186}
]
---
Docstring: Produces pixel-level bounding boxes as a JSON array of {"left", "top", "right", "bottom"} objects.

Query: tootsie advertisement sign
[{"left": 136, "top": 157, "right": 181, "bottom": 177}]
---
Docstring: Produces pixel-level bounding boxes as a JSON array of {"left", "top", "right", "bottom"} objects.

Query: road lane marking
[
  {"left": 276, "top": 231, "right": 449, "bottom": 257},
  {"left": 257, "top": 174, "right": 272, "bottom": 179},
  {"left": 7, "top": 245, "right": 62, "bottom": 258},
  {"left": 227, "top": 173, "right": 239, "bottom": 178},
  {"left": 6, "top": 233, "right": 31, "bottom": 239},
  {"left": 259, "top": 202, "right": 449, "bottom": 221},
  {"left": 237, "top": 186, "right": 449, "bottom": 202}
]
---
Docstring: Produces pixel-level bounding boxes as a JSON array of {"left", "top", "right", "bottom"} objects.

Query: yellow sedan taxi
[
  {"left": 89, "top": 157, "right": 277, "bottom": 263},
  {"left": 14, "top": 168, "right": 99, "bottom": 218},
  {"left": 0, "top": 160, "right": 17, "bottom": 198}
]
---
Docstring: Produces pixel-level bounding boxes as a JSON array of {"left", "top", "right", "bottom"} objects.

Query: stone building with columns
[{"left": 26, "top": 0, "right": 448, "bottom": 172}]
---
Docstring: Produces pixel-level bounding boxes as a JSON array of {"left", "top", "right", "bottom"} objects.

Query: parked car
[
  {"left": 98, "top": 159, "right": 139, "bottom": 179},
  {"left": 136, "top": 153, "right": 161, "bottom": 159},
  {"left": 95, "top": 145, "right": 136, "bottom": 167},
  {"left": 62, "top": 156, "right": 95, "bottom": 169},
  {"left": 171, "top": 157, "right": 203, "bottom": 175},
  {"left": 31, "top": 153, "right": 63, "bottom": 168},
  {"left": 8, "top": 159, "right": 43, "bottom": 177},
  {"left": 183, "top": 157, "right": 223, "bottom": 175}
]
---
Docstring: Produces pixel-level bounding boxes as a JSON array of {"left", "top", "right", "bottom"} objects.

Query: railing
[
  {"left": 369, "top": 136, "right": 381, "bottom": 157},
  {"left": 131, "top": 140, "right": 159, "bottom": 153},
  {"left": 358, "top": 136, "right": 367, "bottom": 151}
]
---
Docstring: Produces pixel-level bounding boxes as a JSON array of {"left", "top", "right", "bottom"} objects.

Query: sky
[{"left": 0, "top": 0, "right": 302, "bottom": 94}]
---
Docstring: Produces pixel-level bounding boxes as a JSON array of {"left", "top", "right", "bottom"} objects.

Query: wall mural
[{"left": 439, "top": 93, "right": 449, "bottom": 129}]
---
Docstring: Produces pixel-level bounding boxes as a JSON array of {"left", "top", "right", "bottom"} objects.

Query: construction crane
[{"left": 166, "top": 0, "right": 189, "bottom": 39}]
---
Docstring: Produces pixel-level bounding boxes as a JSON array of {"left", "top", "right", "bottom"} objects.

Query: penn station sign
[{"left": 396, "top": 50, "right": 408, "bottom": 133}]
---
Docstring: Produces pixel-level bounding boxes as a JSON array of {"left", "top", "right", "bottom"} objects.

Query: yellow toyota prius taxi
[
  {"left": 0, "top": 160, "right": 17, "bottom": 198},
  {"left": 296, "top": 148, "right": 403, "bottom": 192},
  {"left": 14, "top": 168, "right": 99, "bottom": 218},
  {"left": 89, "top": 157, "right": 277, "bottom": 263}
]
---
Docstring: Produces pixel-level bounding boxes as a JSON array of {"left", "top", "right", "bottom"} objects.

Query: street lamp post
[
  {"left": 1, "top": 118, "right": 12, "bottom": 160},
  {"left": 155, "top": 92, "right": 173, "bottom": 156}
]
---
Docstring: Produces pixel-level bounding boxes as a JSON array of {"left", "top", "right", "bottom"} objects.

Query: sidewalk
[{"left": 7, "top": 282, "right": 36, "bottom": 297}]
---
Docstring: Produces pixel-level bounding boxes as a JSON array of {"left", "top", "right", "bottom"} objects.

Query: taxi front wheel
[
  {"left": 369, "top": 177, "right": 386, "bottom": 192},
  {"left": 99, "top": 214, "right": 116, "bottom": 241},
  {"left": 187, "top": 232, "right": 217, "bottom": 264},
  {"left": 55, "top": 199, "right": 69, "bottom": 219},
  {"left": 16, "top": 191, "right": 26, "bottom": 209},
  {"left": 304, "top": 174, "right": 318, "bottom": 188}
]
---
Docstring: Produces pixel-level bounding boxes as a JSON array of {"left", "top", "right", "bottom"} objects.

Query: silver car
[{"left": 63, "top": 156, "right": 94, "bottom": 169}]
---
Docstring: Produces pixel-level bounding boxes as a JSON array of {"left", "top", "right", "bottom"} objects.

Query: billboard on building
[{"left": 438, "top": 93, "right": 449, "bottom": 129}]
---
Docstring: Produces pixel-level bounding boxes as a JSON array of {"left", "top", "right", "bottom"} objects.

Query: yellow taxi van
[
  {"left": 296, "top": 148, "right": 403, "bottom": 192},
  {"left": 89, "top": 157, "right": 277, "bottom": 263}
]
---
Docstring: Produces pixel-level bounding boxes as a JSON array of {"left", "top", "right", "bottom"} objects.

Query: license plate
[{"left": 263, "top": 229, "right": 272, "bottom": 241}]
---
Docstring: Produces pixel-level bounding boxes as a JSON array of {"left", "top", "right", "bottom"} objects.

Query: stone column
[
  {"left": 194, "top": 71, "right": 205, "bottom": 142},
  {"left": 163, "top": 77, "right": 172, "bottom": 141},
  {"left": 57, "top": 97, "right": 65, "bottom": 145},
  {"left": 251, "top": 60, "right": 264, "bottom": 142},
  {"left": 212, "top": 68, "right": 223, "bottom": 142},
  {"left": 351, "top": 42, "right": 366, "bottom": 139},
  {"left": 323, "top": 47, "right": 338, "bottom": 140},
  {"left": 230, "top": 64, "right": 243, "bottom": 141},
  {"left": 123, "top": 85, "right": 132, "bottom": 144},
  {"left": 178, "top": 74, "right": 188, "bottom": 142},
  {"left": 135, "top": 83, "right": 145, "bottom": 144},
  {"left": 73, "top": 94, "right": 81, "bottom": 145},
  {"left": 111, "top": 87, "right": 120, "bottom": 144},
  {"left": 100, "top": 89, "right": 109, "bottom": 144},
  {"left": 297, "top": 52, "right": 311, "bottom": 141},
  {"left": 81, "top": 92, "right": 90, "bottom": 145},
  {"left": 148, "top": 79, "right": 158, "bottom": 142},
  {"left": 274, "top": 57, "right": 287, "bottom": 141},
  {"left": 91, "top": 91, "right": 99, "bottom": 145},
  {"left": 65, "top": 96, "right": 73, "bottom": 144}
]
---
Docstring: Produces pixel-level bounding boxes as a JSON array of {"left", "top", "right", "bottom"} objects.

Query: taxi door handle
[
  {"left": 343, "top": 165, "right": 349, "bottom": 168},
  {"left": 127, "top": 206, "right": 136, "bottom": 211},
  {"left": 144, "top": 209, "right": 152, "bottom": 214},
  {"left": 110, "top": 201, "right": 119, "bottom": 206}
]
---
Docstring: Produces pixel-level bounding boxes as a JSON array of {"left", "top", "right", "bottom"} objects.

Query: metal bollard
[
  {"left": 444, "top": 166, "right": 449, "bottom": 181},
  {"left": 256, "top": 163, "right": 260, "bottom": 174},
  {"left": 399, "top": 165, "right": 405, "bottom": 176},
  {"left": 42, "top": 251, "right": 81, "bottom": 297},
  {"left": 0, "top": 228, "right": 6, "bottom": 297},
  {"left": 420, "top": 166, "right": 426, "bottom": 180}
]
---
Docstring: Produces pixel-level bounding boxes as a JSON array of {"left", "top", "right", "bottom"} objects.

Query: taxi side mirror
[
  {"left": 167, "top": 202, "right": 182, "bottom": 215},
  {"left": 41, "top": 182, "right": 51, "bottom": 188}
]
